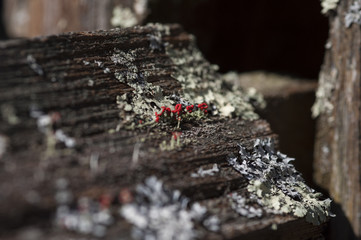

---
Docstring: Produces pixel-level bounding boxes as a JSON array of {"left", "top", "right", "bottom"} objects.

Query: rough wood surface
[
  {"left": 0, "top": 24, "right": 328, "bottom": 239},
  {"left": 313, "top": 0, "right": 361, "bottom": 237}
]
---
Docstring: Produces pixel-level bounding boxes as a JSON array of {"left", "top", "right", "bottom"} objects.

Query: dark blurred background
[
  {"left": 147, "top": 0, "right": 329, "bottom": 79},
  {"left": 0, "top": 0, "right": 6, "bottom": 40}
]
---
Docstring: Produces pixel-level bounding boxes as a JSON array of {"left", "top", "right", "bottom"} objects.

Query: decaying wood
[
  {"left": 0, "top": 24, "right": 328, "bottom": 239},
  {"left": 313, "top": 0, "right": 361, "bottom": 237},
  {"left": 3, "top": 0, "right": 148, "bottom": 37}
]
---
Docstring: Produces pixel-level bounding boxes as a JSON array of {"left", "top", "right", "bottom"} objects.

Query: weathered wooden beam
[{"left": 0, "top": 24, "right": 331, "bottom": 239}]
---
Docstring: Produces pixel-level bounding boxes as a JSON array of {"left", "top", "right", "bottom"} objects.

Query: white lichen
[
  {"left": 227, "top": 139, "right": 333, "bottom": 225},
  {"left": 120, "top": 176, "right": 219, "bottom": 240},
  {"left": 345, "top": 1, "right": 361, "bottom": 27},
  {"left": 191, "top": 164, "right": 219, "bottom": 178},
  {"left": 321, "top": 0, "right": 339, "bottom": 14}
]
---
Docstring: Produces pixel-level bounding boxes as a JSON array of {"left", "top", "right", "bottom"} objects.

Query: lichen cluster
[
  {"left": 110, "top": 0, "right": 149, "bottom": 28},
  {"left": 111, "top": 6, "right": 138, "bottom": 28},
  {"left": 227, "top": 139, "right": 333, "bottom": 225},
  {"left": 321, "top": 0, "right": 339, "bottom": 14},
  {"left": 112, "top": 48, "right": 174, "bottom": 129},
  {"left": 345, "top": 0, "right": 361, "bottom": 27},
  {"left": 312, "top": 67, "right": 338, "bottom": 120},
  {"left": 110, "top": 24, "right": 264, "bottom": 131},
  {"left": 120, "top": 176, "right": 219, "bottom": 240},
  {"left": 166, "top": 39, "right": 262, "bottom": 120}
]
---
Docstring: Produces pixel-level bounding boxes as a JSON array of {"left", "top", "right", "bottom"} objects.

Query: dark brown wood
[
  {"left": 313, "top": 0, "right": 361, "bottom": 237},
  {"left": 0, "top": 24, "right": 327, "bottom": 239}
]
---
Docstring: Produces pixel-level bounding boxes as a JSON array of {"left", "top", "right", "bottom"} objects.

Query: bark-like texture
[
  {"left": 313, "top": 0, "right": 361, "bottom": 236},
  {"left": 0, "top": 24, "right": 327, "bottom": 239}
]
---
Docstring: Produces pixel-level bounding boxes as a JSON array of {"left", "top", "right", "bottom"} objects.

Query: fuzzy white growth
[
  {"left": 191, "top": 164, "right": 219, "bottom": 177},
  {"left": 227, "top": 139, "right": 333, "bottom": 225},
  {"left": 345, "top": 1, "right": 361, "bottom": 27},
  {"left": 120, "top": 176, "right": 219, "bottom": 240},
  {"left": 321, "top": 0, "right": 339, "bottom": 14}
]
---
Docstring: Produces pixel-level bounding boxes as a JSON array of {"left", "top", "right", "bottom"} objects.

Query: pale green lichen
[
  {"left": 312, "top": 67, "right": 337, "bottom": 120},
  {"left": 110, "top": 0, "right": 148, "bottom": 28},
  {"left": 111, "top": 5, "right": 138, "bottom": 28},
  {"left": 166, "top": 39, "right": 261, "bottom": 120},
  {"left": 222, "top": 71, "right": 266, "bottom": 110},
  {"left": 0, "top": 104, "right": 20, "bottom": 125},
  {"left": 146, "top": 23, "right": 171, "bottom": 36},
  {"left": 110, "top": 24, "right": 264, "bottom": 131},
  {"left": 247, "top": 180, "right": 332, "bottom": 225},
  {"left": 159, "top": 135, "right": 181, "bottom": 151},
  {"left": 321, "top": 0, "right": 339, "bottom": 14},
  {"left": 112, "top": 48, "right": 175, "bottom": 129}
]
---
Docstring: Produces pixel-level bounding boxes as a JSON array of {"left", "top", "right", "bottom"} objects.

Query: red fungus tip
[{"left": 172, "top": 132, "right": 182, "bottom": 140}]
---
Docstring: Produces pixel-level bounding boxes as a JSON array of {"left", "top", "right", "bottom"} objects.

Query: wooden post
[{"left": 313, "top": 0, "right": 361, "bottom": 237}]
